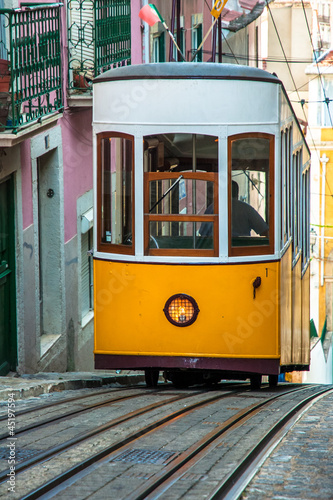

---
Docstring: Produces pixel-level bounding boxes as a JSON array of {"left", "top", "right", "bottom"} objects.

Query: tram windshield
[
  {"left": 143, "top": 133, "right": 218, "bottom": 256},
  {"left": 229, "top": 135, "right": 274, "bottom": 256}
]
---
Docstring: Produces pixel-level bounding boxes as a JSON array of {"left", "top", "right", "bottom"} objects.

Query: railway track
[{"left": 0, "top": 383, "right": 330, "bottom": 499}]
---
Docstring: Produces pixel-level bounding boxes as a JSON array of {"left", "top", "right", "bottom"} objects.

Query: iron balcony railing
[
  {"left": 68, "top": 0, "right": 131, "bottom": 93},
  {"left": 0, "top": 4, "right": 63, "bottom": 132}
]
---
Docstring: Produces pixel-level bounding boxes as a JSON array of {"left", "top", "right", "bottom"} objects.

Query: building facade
[{"left": 0, "top": 0, "right": 141, "bottom": 374}]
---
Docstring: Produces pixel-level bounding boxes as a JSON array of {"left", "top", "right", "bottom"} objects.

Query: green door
[{"left": 0, "top": 176, "right": 16, "bottom": 374}]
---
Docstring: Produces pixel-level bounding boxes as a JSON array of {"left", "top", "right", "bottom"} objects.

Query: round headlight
[{"left": 163, "top": 294, "right": 199, "bottom": 327}]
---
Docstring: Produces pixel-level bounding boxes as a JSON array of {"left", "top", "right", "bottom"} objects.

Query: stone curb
[{"left": 0, "top": 373, "right": 145, "bottom": 401}]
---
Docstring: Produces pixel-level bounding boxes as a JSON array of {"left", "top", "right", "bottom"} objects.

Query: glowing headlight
[{"left": 163, "top": 294, "right": 199, "bottom": 327}]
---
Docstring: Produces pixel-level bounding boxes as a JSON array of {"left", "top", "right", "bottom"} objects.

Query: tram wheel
[
  {"left": 269, "top": 374, "right": 278, "bottom": 387},
  {"left": 250, "top": 374, "right": 262, "bottom": 390},
  {"left": 171, "top": 372, "right": 190, "bottom": 389},
  {"left": 144, "top": 368, "right": 159, "bottom": 388}
]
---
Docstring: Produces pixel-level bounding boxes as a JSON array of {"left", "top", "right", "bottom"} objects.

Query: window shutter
[{"left": 81, "top": 229, "right": 93, "bottom": 317}]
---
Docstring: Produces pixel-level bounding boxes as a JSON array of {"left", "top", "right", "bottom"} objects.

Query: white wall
[{"left": 303, "top": 338, "right": 333, "bottom": 384}]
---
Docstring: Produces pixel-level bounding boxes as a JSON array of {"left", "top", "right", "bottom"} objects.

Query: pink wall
[
  {"left": 61, "top": 109, "right": 93, "bottom": 243},
  {"left": 21, "top": 140, "right": 33, "bottom": 230},
  {"left": 131, "top": 1, "right": 143, "bottom": 65}
]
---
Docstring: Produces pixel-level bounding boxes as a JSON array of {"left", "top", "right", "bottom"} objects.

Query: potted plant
[{"left": 0, "top": 59, "right": 11, "bottom": 128}]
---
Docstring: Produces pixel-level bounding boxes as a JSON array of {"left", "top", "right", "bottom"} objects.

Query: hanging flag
[
  {"left": 139, "top": 4, "right": 163, "bottom": 27},
  {"left": 211, "top": 0, "right": 229, "bottom": 19}
]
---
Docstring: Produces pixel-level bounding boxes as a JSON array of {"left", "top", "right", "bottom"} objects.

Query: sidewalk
[{"left": 0, "top": 371, "right": 146, "bottom": 400}]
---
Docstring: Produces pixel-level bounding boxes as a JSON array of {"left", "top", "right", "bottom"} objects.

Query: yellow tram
[{"left": 92, "top": 63, "right": 310, "bottom": 389}]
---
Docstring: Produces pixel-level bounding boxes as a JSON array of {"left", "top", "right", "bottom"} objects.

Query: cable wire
[{"left": 301, "top": 0, "right": 333, "bottom": 129}]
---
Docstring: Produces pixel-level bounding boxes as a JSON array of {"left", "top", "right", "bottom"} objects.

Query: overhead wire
[
  {"left": 204, "top": 0, "right": 333, "bottom": 200},
  {"left": 299, "top": 0, "right": 333, "bottom": 199},
  {"left": 266, "top": 0, "right": 333, "bottom": 199},
  {"left": 300, "top": 0, "right": 333, "bottom": 129}
]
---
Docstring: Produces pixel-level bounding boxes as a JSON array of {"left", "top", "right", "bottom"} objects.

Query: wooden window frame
[
  {"left": 228, "top": 133, "right": 275, "bottom": 257},
  {"left": 144, "top": 172, "right": 219, "bottom": 257},
  {"left": 96, "top": 132, "right": 135, "bottom": 255}
]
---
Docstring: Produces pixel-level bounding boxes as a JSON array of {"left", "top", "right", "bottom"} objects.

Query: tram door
[{"left": 0, "top": 176, "right": 16, "bottom": 374}]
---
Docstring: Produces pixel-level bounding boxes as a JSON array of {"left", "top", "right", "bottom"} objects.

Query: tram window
[
  {"left": 148, "top": 179, "right": 214, "bottom": 215},
  {"left": 143, "top": 133, "right": 218, "bottom": 256},
  {"left": 292, "top": 150, "right": 301, "bottom": 259},
  {"left": 302, "top": 168, "right": 310, "bottom": 267},
  {"left": 97, "top": 134, "right": 134, "bottom": 254},
  {"left": 229, "top": 134, "right": 274, "bottom": 256}
]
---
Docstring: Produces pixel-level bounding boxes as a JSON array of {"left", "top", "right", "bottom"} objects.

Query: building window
[
  {"left": 228, "top": 133, "right": 274, "bottom": 256},
  {"left": 68, "top": 0, "right": 131, "bottom": 90},
  {"left": 152, "top": 32, "right": 165, "bottom": 62},
  {"left": 81, "top": 227, "right": 93, "bottom": 318},
  {"left": 191, "top": 22, "right": 202, "bottom": 62},
  {"left": 97, "top": 133, "right": 134, "bottom": 254}
]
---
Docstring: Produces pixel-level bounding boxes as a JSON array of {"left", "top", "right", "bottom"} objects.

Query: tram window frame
[
  {"left": 287, "top": 127, "right": 293, "bottom": 240},
  {"left": 96, "top": 132, "right": 135, "bottom": 255},
  {"left": 143, "top": 133, "right": 219, "bottom": 257},
  {"left": 281, "top": 126, "right": 292, "bottom": 247},
  {"left": 302, "top": 167, "right": 310, "bottom": 269},
  {"left": 292, "top": 149, "right": 302, "bottom": 261},
  {"left": 228, "top": 133, "right": 275, "bottom": 257},
  {"left": 280, "top": 130, "right": 285, "bottom": 247}
]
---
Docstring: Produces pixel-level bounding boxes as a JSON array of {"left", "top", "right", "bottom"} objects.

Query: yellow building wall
[{"left": 319, "top": 129, "right": 333, "bottom": 336}]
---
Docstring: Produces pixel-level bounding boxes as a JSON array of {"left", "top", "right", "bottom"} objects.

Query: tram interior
[
  {"left": 99, "top": 133, "right": 271, "bottom": 253},
  {"left": 143, "top": 133, "right": 270, "bottom": 251}
]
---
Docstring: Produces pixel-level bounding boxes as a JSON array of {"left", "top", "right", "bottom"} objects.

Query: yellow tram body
[
  {"left": 92, "top": 63, "right": 310, "bottom": 388},
  {"left": 94, "top": 250, "right": 310, "bottom": 373},
  {"left": 94, "top": 260, "right": 280, "bottom": 358}
]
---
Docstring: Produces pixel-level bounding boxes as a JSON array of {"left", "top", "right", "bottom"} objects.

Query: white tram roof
[{"left": 94, "top": 62, "right": 281, "bottom": 85}]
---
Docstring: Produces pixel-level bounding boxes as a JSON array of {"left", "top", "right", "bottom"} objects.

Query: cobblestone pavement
[{"left": 241, "top": 391, "right": 333, "bottom": 500}]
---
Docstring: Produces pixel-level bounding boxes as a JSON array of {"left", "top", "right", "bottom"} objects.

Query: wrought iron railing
[
  {"left": 68, "top": 0, "right": 131, "bottom": 93},
  {"left": 0, "top": 4, "right": 63, "bottom": 132}
]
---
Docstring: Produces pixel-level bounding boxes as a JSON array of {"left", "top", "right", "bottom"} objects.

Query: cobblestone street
[{"left": 242, "top": 392, "right": 333, "bottom": 499}]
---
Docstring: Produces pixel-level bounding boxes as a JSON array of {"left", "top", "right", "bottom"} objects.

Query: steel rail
[
  {"left": 18, "top": 390, "right": 245, "bottom": 500},
  {"left": 207, "top": 386, "right": 333, "bottom": 500},
  {"left": 123, "top": 385, "right": 330, "bottom": 499},
  {"left": 0, "top": 385, "right": 144, "bottom": 422},
  {"left": 137, "top": 386, "right": 333, "bottom": 500},
  {"left": 20, "top": 384, "right": 309, "bottom": 500},
  {"left": 0, "top": 389, "right": 148, "bottom": 440},
  {"left": 0, "top": 390, "right": 210, "bottom": 485}
]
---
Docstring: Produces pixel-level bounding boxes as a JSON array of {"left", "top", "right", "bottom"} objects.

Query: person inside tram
[{"left": 199, "top": 181, "right": 269, "bottom": 237}]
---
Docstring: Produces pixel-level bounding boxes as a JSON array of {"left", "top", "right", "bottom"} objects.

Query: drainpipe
[{"left": 320, "top": 154, "right": 329, "bottom": 286}]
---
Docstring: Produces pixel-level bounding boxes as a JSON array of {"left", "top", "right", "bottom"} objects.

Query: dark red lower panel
[{"left": 95, "top": 354, "right": 281, "bottom": 375}]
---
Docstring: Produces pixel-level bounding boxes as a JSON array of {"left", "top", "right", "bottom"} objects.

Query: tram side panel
[
  {"left": 301, "top": 266, "right": 310, "bottom": 365},
  {"left": 94, "top": 260, "right": 280, "bottom": 371},
  {"left": 292, "top": 258, "right": 303, "bottom": 365},
  {"left": 279, "top": 247, "right": 292, "bottom": 365}
]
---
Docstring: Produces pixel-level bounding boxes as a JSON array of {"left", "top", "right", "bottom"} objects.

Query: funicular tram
[{"left": 92, "top": 63, "right": 310, "bottom": 389}]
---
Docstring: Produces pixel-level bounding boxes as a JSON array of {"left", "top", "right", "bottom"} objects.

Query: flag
[
  {"left": 139, "top": 4, "right": 162, "bottom": 27},
  {"left": 211, "top": 0, "right": 229, "bottom": 19}
]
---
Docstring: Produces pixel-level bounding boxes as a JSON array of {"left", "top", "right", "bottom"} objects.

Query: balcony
[
  {"left": 0, "top": 4, "right": 63, "bottom": 143},
  {"left": 67, "top": 0, "right": 131, "bottom": 107}
]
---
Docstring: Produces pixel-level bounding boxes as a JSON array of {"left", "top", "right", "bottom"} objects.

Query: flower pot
[
  {"left": 0, "top": 92, "right": 10, "bottom": 128},
  {"left": 0, "top": 59, "right": 10, "bottom": 92}
]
